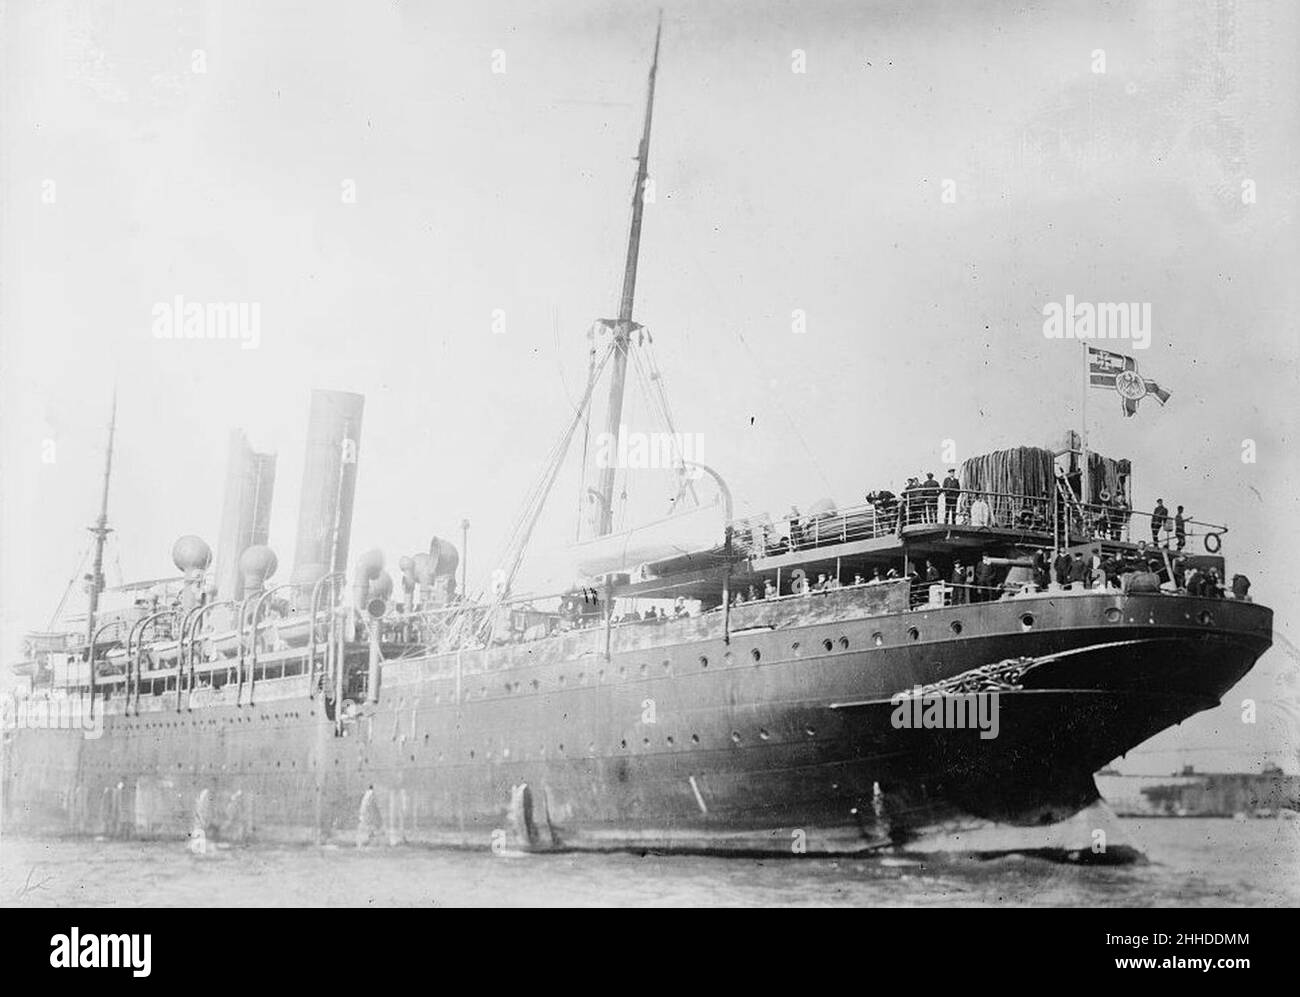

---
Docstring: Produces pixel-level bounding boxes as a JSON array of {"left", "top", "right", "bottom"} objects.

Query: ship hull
[{"left": 1, "top": 592, "right": 1272, "bottom": 856}]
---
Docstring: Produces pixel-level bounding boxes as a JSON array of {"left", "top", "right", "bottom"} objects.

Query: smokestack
[
  {"left": 213, "top": 429, "right": 277, "bottom": 603},
  {"left": 290, "top": 389, "right": 365, "bottom": 586}
]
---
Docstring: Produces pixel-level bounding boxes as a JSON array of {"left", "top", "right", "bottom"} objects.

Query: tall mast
[
  {"left": 84, "top": 388, "right": 117, "bottom": 648},
  {"left": 594, "top": 16, "right": 662, "bottom": 537}
]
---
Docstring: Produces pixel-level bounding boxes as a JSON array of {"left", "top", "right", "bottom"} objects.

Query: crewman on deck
[
  {"left": 921, "top": 473, "right": 941, "bottom": 523},
  {"left": 1174, "top": 505, "right": 1188, "bottom": 550},
  {"left": 941, "top": 470, "right": 960, "bottom": 524},
  {"left": 974, "top": 555, "right": 997, "bottom": 602},
  {"left": 1205, "top": 568, "right": 1224, "bottom": 598},
  {"left": 1053, "top": 549, "right": 1072, "bottom": 587},
  {"left": 1096, "top": 490, "right": 1112, "bottom": 539},
  {"left": 901, "top": 478, "right": 919, "bottom": 525},
  {"left": 1151, "top": 499, "right": 1168, "bottom": 546},
  {"left": 1069, "top": 552, "right": 1089, "bottom": 589},
  {"left": 950, "top": 560, "right": 967, "bottom": 604}
]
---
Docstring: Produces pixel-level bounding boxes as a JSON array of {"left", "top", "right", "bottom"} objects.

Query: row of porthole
[
  {"left": 118, "top": 710, "right": 311, "bottom": 730},
  {"left": 380, "top": 726, "right": 821, "bottom": 763}
]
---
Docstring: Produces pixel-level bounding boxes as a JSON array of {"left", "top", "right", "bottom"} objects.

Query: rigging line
[
  {"left": 482, "top": 342, "right": 618, "bottom": 606},
  {"left": 734, "top": 329, "right": 835, "bottom": 495},
  {"left": 46, "top": 543, "right": 92, "bottom": 629},
  {"left": 551, "top": 304, "right": 579, "bottom": 408},
  {"left": 626, "top": 345, "right": 690, "bottom": 512},
  {"left": 576, "top": 327, "right": 599, "bottom": 542},
  {"left": 491, "top": 359, "right": 608, "bottom": 561},
  {"left": 473, "top": 349, "right": 617, "bottom": 644},
  {"left": 629, "top": 339, "right": 701, "bottom": 510}
]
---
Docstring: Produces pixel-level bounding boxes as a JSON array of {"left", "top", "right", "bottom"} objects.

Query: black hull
[{"left": 2, "top": 592, "right": 1272, "bottom": 855}]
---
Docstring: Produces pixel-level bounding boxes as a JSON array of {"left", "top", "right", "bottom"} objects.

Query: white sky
[{"left": 2, "top": 0, "right": 1297, "bottom": 773}]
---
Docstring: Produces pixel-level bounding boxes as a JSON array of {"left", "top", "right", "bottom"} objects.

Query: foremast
[
  {"left": 593, "top": 16, "right": 661, "bottom": 537},
  {"left": 84, "top": 388, "right": 117, "bottom": 649}
]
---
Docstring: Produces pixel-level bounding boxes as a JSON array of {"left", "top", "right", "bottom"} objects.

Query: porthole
[
  {"left": 723, "top": 651, "right": 734, "bottom": 665},
  {"left": 907, "top": 627, "right": 920, "bottom": 641},
  {"left": 872, "top": 632, "right": 884, "bottom": 647},
  {"left": 639, "top": 663, "right": 648, "bottom": 676},
  {"left": 699, "top": 656, "right": 709, "bottom": 668},
  {"left": 791, "top": 641, "right": 802, "bottom": 656},
  {"left": 950, "top": 621, "right": 963, "bottom": 635},
  {"left": 759, "top": 728, "right": 771, "bottom": 740},
  {"left": 1020, "top": 613, "right": 1035, "bottom": 630},
  {"left": 1198, "top": 610, "right": 1215, "bottom": 626},
  {"left": 731, "top": 731, "right": 741, "bottom": 743},
  {"left": 620, "top": 739, "right": 628, "bottom": 749},
  {"left": 666, "top": 736, "right": 675, "bottom": 746},
  {"left": 1104, "top": 607, "right": 1122, "bottom": 624},
  {"left": 838, "top": 636, "right": 850, "bottom": 650},
  {"left": 662, "top": 659, "right": 672, "bottom": 673},
  {"left": 823, "top": 638, "right": 834, "bottom": 652},
  {"left": 691, "top": 734, "right": 700, "bottom": 744},
  {"left": 804, "top": 726, "right": 817, "bottom": 738},
  {"left": 751, "top": 648, "right": 761, "bottom": 662}
]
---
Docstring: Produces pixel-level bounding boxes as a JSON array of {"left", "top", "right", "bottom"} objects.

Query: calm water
[{"left": 3, "top": 818, "right": 1297, "bottom": 907}]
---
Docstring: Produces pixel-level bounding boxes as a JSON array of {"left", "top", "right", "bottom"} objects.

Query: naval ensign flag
[{"left": 1087, "top": 346, "right": 1171, "bottom": 417}]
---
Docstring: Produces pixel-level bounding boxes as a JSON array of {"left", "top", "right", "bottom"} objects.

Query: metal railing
[{"left": 731, "top": 490, "right": 1228, "bottom": 557}]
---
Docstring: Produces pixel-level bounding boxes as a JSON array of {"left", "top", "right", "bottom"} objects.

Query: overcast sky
[{"left": 2, "top": 0, "right": 1297, "bottom": 772}]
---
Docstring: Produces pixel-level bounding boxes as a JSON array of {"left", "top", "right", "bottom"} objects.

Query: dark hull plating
[{"left": 2, "top": 591, "right": 1272, "bottom": 854}]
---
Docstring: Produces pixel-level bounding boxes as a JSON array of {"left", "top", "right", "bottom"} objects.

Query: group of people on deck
[{"left": 896, "top": 471, "right": 963, "bottom": 525}]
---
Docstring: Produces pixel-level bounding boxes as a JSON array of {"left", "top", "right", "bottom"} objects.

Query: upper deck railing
[{"left": 729, "top": 489, "right": 1228, "bottom": 558}]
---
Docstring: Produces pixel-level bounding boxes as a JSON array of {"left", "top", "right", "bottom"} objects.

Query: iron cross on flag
[{"left": 1087, "top": 346, "right": 1172, "bottom": 416}]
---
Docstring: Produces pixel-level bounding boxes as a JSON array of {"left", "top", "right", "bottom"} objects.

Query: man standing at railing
[
  {"left": 901, "top": 478, "right": 918, "bottom": 526},
  {"left": 969, "top": 492, "right": 992, "bottom": 527},
  {"left": 1174, "top": 505, "right": 1188, "bottom": 551},
  {"left": 950, "top": 560, "right": 968, "bottom": 604},
  {"left": 921, "top": 472, "right": 941, "bottom": 524},
  {"left": 941, "top": 469, "right": 960, "bottom": 524},
  {"left": 1151, "top": 499, "right": 1168, "bottom": 546}
]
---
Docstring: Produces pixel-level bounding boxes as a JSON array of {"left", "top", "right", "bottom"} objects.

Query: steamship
[{"left": 1, "top": 27, "right": 1272, "bottom": 857}]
